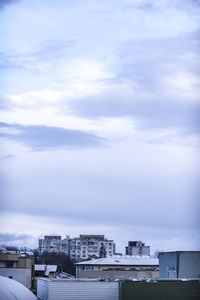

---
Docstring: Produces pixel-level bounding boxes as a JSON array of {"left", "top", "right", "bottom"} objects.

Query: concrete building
[
  {"left": 76, "top": 255, "right": 159, "bottom": 279},
  {"left": 38, "top": 235, "right": 69, "bottom": 254},
  {"left": 39, "top": 234, "right": 115, "bottom": 261},
  {"left": 73, "top": 235, "right": 115, "bottom": 261},
  {"left": 159, "top": 251, "right": 200, "bottom": 279},
  {"left": 125, "top": 241, "right": 150, "bottom": 256},
  {"left": 0, "top": 248, "right": 35, "bottom": 289}
]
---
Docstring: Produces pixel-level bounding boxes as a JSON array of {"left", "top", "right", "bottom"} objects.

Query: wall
[
  {"left": 37, "top": 279, "right": 119, "bottom": 300},
  {"left": 77, "top": 269, "right": 159, "bottom": 279},
  {"left": 159, "top": 252, "right": 178, "bottom": 278},
  {"left": 121, "top": 280, "right": 200, "bottom": 300},
  {"left": 0, "top": 268, "right": 32, "bottom": 288},
  {"left": 179, "top": 252, "right": 200, "bottom": 278}
]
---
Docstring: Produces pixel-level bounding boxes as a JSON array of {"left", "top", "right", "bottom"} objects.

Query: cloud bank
[{"left": 0, "top": 122, "right": 105, "bottom": 151}]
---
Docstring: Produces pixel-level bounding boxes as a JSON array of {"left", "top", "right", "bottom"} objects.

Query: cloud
[
  {"left": 126, "top": 0, "right": 200, "bottom": 11},
  {"left": 69, "top": 82, "right": 200, "bottom": 134},
  {"left": 0, "top": 0, "right": 19, "bottom": 9},
  {"left": 0, "top": 122, "right": 105, "bottom": 151},
  {"left": 67, "top": 31, "right": 200, "bottom": 134},
  {"left": 0, "top": 95, "right": 12, "bottom": 110},
  {"left": 0, "top": 232, "right": 32, "bottom": 243},
  {"left": 0, "top": 39, "right": 77, "bottom": 72},
  {"left": 0, "top": 155, "right": 15, "bottom": 161}
]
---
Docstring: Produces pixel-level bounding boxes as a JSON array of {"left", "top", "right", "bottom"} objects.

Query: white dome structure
[{"left": 0, "top": 276, "right": 36, "bottom": 300}]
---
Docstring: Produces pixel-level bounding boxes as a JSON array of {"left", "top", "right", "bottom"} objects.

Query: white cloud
[
  {"left": 163, "top": 72, "right": 200, "bottom": 102},
  {"left": 0, "top": 0, "right": 199, "bottom": 253}
]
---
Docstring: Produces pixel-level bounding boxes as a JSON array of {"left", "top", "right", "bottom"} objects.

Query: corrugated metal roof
[{"left": 37, "top": 278, "right": 119, "bottom": 300}]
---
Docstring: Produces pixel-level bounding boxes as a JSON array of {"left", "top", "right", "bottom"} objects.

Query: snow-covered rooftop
[
  {"left": 45, "top": 265, "right": 57, "bottom": 276},
  {"left": 35, "top": 264, "right": 57, "bottom": 276},
  {"left": 0, "top": 276, "right": 36, "bottom": 300},
  {"left": 35, "top": 264, "right": 46, "bottom": 271},
  {"left": 76, "top": 255, "right": 159, "bottom": 266},
  {"left": 0, "top": 249, "right": 33, "bottom": 256}
]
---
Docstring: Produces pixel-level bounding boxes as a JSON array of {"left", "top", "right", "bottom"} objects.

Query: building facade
[
  {"left": 125, "top": 241, "right": 150, "bottom": 256},
  {"left": 38, "top": 235, "right": 69, "bottom": 254},
  {"left": 159, "top": 251, "right": 200, "bottom": 279},
  {"left": 0, "top": 248, "right": 35, "bottom": 289},
  {"left": 38, "top": 235, "right": 115, "bottom": 261},
  {"left": 76, "top": 255, "right": 159, "bottom": 279},
  {"left": 70, "top": 235, "right": 115, "bottom": 261}
]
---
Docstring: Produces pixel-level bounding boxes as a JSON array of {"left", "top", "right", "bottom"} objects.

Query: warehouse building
[
  {"left": 76, "top": 255, "right": 159, "bottom": 279},
  {"left": 159, "top": 251, "right": 200, "bottom": 279},
  {"left": 37, "top": 278, "right": 200, "bottom": 300}
]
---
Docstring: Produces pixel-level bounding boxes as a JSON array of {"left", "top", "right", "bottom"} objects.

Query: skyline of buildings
[
  {"left": 38, "top": 235, "right": 152, "bottom": 261},
  {"left": 38, "top": 234, "right": 115, "bottom": 261}
]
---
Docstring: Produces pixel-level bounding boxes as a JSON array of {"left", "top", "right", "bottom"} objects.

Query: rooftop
[
  {"left": 35, "top": 264, "right": 57, "bottom": 276},
  {"left": 76, "top": 255, "right": 158, "bottom": 266}
]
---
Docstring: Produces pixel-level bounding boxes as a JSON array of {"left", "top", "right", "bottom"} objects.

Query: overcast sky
[{"left": 0, "top": 0, "right": 200, "bottom": 254}]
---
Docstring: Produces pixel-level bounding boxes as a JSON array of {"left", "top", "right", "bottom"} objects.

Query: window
[{"left": 6, "top": 262, "right": 14, "bottom": 268}]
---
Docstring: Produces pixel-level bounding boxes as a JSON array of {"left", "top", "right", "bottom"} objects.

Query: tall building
[
  {"left": 70, "top": 235, "right": 115, "bottom": 261},
  {"left": 38, "top": 235, "right": 69, "bottom": 254},
  {"left": 125, "top": 241, "right": 150, "bottom": 256},
  {"left": 38, "top": 235, "right": 115, "bottom": 261}
]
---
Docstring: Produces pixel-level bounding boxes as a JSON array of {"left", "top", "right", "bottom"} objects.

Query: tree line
[{"left": 33, "top": 250, "right": 76, "bottom": 275}]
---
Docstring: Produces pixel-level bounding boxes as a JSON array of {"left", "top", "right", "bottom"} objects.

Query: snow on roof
[
  {"left": 0, "top": 247, "right": 7, "bottom": 251},
  {"left": 35, "top": 264, "right": 57, "bottom": 275},
  {"left": 45, "top": 265, "right": 57, "bottom": 276},
  {"left": 0, "top": 249, "right": 33, "bottom": 256},
  {"left": 35, "top": 264, "right": 46, "bottom": 271},
  {"left": 0, "top": 276, "right": 36, "bottom": 300},
  {"left": 20, "top": 251, "right": 34, "bottom": 256},
  {"left": 76, "top": 255, "right": 159, "bottom": 266}
]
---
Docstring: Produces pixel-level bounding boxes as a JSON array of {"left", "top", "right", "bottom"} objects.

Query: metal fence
[{"left": 120, "top": 280, "right": 200, "bottom": 300}]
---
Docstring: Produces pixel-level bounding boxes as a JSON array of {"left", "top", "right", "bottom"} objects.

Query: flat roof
[
  {"left": 159, "top": 251, "right": 200, "bottom": 255},
  {"left": 76, "top": 255, "right": 158, "bottom": 266}
]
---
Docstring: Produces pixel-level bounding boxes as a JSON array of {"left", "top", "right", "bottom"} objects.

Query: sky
[{"left": 0, "top": 0, "right": 200, "bottom": 254}]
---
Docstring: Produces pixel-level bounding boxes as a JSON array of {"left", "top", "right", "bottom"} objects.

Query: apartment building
[
  {"left": 125, "top": 241, "right": 150, "bottom": 256},
  {"left": 70, "top": 235, "right": 115, "bottom": 261},
  {"left": 38, "top": 235, "right": 115, "bottom": 261},
  {"left": 38, "top": 235, "right": 69, "bottom": 254}
]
